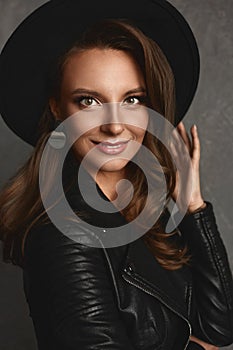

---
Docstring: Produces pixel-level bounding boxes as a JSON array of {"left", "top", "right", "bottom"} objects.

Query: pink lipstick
[{"left": 92, "top": 139, "right": 130, "bottom": 155}]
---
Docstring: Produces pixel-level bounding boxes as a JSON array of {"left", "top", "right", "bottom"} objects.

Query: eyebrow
[{"left": 71, "top": 87, "right": 147, "bottom": 99}]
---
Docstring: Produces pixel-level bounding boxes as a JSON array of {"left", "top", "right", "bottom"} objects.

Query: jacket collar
[
  {"left": 64, "top": 153, "right": 189, "bottom": 319},
  {"left": 121, "top": 236, "right": 189, "bottom": 319}
]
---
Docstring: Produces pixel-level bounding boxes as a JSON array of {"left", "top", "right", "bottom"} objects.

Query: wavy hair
[{"left": 0, "top": 18, "right": 190, "bottom": 269}]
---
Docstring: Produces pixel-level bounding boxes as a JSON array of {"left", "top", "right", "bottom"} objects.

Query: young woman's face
[{"left": 50, "top": 48, "right": 148, "bottom": 174}]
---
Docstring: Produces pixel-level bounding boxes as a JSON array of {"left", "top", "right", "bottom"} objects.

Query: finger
[
  {"left": 191, "top": 124, "right": 200, "bottom": 162},
  {"left": 172, "top": 123, "right": 189, "bottom": 154},
  {"left": 170, "top": 127, "right": 192, "bottom": 172},
  {"left": 169, "top": 140, "right": 179, "bottom": 168},
  {"left": 170, "top": 134, "right": 188, "bottom": 170},
  {"left": 177, "top": 121, "right": 192, "bottom": 152}
]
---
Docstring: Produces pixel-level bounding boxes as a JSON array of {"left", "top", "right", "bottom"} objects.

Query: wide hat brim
[{"left": 0, "top": 0, "right": 200, "bottom": 147}]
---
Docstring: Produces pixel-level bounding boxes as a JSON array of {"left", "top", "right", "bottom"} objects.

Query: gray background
[{"left": 0, "top": 0, "right": 232, "bottom": 349}]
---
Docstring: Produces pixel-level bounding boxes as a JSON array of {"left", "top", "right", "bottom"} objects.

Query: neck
[
  {"left": 86, "top": 167, "right": 127, "bottom": 202},
  {"left": 98, "top": 170, "right": 127, "bottom": 201}
]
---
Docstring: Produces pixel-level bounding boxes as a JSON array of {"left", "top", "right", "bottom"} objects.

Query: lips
[{"left": 92, "top": 139, "right": 130, "bottom": 155}]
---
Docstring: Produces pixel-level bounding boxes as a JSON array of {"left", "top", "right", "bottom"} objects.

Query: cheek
[
  {"left": 129, "top": 112, "right": 149, "bottom": 141},
  {"left": 72, "top": 135, "right": 90, "bottom": 158},
  {"left": 66, "top": 114, "right": 101, "bottom": 146},
  {"left": 72, "top": 139, "right": 83, "bottom": 160},
  {"left": 131, "top": 126, "right": 147, "bottom": 142}
]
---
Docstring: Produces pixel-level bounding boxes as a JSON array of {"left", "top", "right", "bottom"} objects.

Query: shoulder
[{"left": 23, "top": 220, "right": 108, "bottom": 268}]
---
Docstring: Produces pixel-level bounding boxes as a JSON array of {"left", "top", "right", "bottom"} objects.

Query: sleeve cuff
[{"left": 172, "top": 201, "right": 217, "bottom": 243}]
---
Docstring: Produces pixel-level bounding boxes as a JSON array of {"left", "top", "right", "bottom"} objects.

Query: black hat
[{"left": 0, "top": 0, "right": 200, "bottom": 147}]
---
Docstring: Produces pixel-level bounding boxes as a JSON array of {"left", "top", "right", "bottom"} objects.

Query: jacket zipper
[{"left": 122, "top": 272, "right": 192, "bottom": 350}]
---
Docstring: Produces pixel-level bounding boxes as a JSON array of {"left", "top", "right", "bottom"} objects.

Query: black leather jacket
[{"left": 22, "top": 166, "right": 233, "bottom": 350}]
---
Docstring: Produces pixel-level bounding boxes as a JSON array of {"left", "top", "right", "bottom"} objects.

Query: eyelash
[
  {"left": 73, "top": 94, "right": 148, "bottom": 107},
  {"left": 73, "top": 95, "right": 99, "bottom": 107}
]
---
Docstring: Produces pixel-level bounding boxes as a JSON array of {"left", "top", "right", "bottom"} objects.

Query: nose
[
  {"left": 100, "top": 122, "right": 125, "bottom": 135},
  {"left": 100, "top": 103, "right": 125, "bottom": 135}
]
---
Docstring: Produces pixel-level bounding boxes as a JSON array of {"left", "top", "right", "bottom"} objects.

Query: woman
[{"left": 0, "top": 1, "right": 232, "bottom": 349}]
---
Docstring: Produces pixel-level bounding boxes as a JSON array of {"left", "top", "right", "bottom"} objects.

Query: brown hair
[{"left": 0, "top": 18, "right": 189, "bottom": 269}]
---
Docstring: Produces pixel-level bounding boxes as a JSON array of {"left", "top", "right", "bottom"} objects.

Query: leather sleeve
[
  {"left": 175, "top": 201, "right": 233, "bottom": 347},
  {"left": 187, "top": 342, "right": 204, "bottom": 350},
  {"left": 23, "top": 223, "right": 136, "bottom": 350}
]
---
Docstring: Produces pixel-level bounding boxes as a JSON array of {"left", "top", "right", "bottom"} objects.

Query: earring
[{"left": 48, "top": 119, "right": 66, "bottom": 149}]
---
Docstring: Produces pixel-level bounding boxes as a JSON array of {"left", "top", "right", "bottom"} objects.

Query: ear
[{"left": 49, "top": 97, "right": 61, "bottom": 120}]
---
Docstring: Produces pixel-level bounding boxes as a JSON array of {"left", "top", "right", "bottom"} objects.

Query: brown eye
[
  {"left": 123, "top": 95, "right": 148, "bottom": 106},
  {"left": 80, "top": 97, "right": 98, "bottom": 106},
  {"left": 74, "top": 95, "right": 101, "bottom": 108},
  {"left": 125, "top": 97, "right": 140, "bottom": 104}
]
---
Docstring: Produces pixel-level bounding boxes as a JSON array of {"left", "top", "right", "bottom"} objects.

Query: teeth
[{"left": 102, "top": 144, "right": 122, "bottom": 149}]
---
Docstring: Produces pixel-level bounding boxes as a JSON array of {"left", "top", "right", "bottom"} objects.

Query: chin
[{"left": 98, "top": 159, "right": 129, "bottom": 173}]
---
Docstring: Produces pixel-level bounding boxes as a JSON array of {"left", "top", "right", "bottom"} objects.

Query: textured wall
[{"left": 0, "top": 1, "right": 232, "bottom": 349}]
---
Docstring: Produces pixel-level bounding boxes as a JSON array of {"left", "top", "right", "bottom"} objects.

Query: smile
[{"left": 92, "top": 140, "right": 130, "bottom": 155}]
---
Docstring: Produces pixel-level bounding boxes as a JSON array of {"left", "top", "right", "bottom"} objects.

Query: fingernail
[{"left": 194, "top": 124, "right": 197, "bottom": 130}]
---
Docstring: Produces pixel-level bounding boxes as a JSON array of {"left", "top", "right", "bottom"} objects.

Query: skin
[
  {"left": 50, "top": 48, "right": 148, "bottom": 200},
  {"left": 189, "top": 336, "right": 218, "bottom": 350},
  {"left": 171, "top": 121, "right": 207, "bottom": 213},
  {"left": 50, "top": 47, "right": 217, "bottom": 349}
]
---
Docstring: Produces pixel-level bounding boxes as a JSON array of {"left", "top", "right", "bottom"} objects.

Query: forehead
[{"left": 61, "top": 48, "right": 145, "bottom": 91}]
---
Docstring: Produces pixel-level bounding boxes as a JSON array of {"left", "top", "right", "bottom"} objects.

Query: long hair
[{"left": 0, "top": 18, "right": 189, "bottom": 269}]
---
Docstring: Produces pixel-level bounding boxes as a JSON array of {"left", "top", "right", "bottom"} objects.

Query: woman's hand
[
  {"left": 170, "top": 122, "right": 206, "bottom": 214},
  {"left": 190, "top": 335, "right": 219, "bottom": 350}
]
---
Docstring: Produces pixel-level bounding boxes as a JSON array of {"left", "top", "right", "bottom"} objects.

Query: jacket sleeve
[
  {"left": 174, "top": 201, "right": 233, "bottom": 347},
  {"left": 23, "top": 223, "right": 136, "bottom": 350}
]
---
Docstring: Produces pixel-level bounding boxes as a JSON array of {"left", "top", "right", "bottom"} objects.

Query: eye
[
  {"left": 123, "top": 95, "right": 148, "bottom": 106},
  {"left": 74, "top": 95, "right": 101, "bottom": 108}
]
